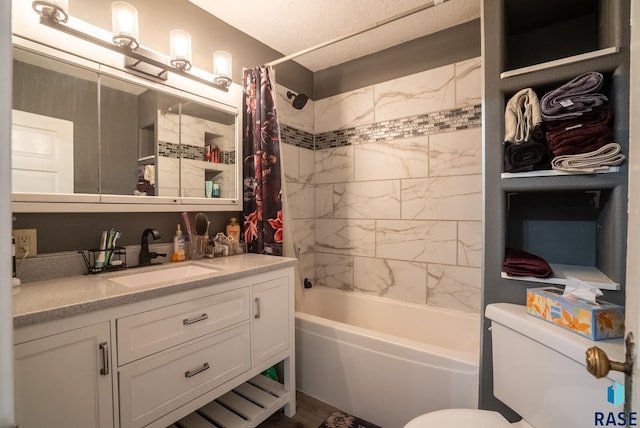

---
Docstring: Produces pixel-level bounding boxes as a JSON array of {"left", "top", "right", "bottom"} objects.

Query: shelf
[
  {"left": 501, "top": 166, "right": 620, "bottom": 179},
  {"left": 176, "top": 374, "right": 289, "bottom": 428},
  {"left": 500, "top": 47, "right": 620, "bottom": 79},
  {"left": 502, "top": 263, "right": 619, "bottom": 290}
]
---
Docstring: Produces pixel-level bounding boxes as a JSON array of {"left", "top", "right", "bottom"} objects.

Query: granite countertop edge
[{"left": 13, "top": 255, "right": 297, "bottom": 329}]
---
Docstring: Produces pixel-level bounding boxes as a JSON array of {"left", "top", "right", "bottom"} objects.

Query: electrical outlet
[{"left": 14, "top": 229, "right": 37, "bottom": 258}]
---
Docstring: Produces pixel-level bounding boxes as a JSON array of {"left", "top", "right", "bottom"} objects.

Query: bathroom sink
[{"left": 110, "top": 264, "right": 219, "bottom": 288}]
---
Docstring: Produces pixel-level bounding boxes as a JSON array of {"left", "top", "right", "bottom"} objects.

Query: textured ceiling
[{"left": 188, "top": 0, "right": 480, "bottom": 72}]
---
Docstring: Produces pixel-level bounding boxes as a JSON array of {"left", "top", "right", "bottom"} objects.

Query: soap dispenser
[{"left": 172, "top": 224, "right": 186, "bottom": 262}]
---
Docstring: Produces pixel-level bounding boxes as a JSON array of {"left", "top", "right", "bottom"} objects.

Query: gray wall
[
  {"left": 12, "top": 211, "right": 238, "bottom": 253},
  {"left": 69, "top": 0, "right": 314, "bottom": 97},
  {"left": 314, "top": 19, "right": 481, "bottom": 99}
]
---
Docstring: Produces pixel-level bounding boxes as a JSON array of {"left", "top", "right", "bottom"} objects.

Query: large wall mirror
[{"left": 11, "top": 42, "right": 240, "bottom": 211}]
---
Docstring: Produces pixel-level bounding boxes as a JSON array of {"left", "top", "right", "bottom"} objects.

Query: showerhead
[{"left": 286, "top": 91, "right": 309, "bottom": 110}]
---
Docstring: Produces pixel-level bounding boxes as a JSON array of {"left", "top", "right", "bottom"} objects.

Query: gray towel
[
  {"left": 540, "top": 72, "right": 608, "bottom": 121},
  {"left": 504, "top": 88, "right": 543, "bottom": 145}
]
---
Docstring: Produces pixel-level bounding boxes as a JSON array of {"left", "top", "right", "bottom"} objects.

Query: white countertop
[{"left": 13, "top": 254, "right": 297, "bottom": 328}]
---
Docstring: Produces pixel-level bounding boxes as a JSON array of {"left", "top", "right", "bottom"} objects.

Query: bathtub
[{"left": 295, "top": 287, "right": 480, "bottom": 428}]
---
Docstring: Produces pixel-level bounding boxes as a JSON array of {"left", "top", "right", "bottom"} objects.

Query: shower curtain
[{"left": 242, "top": 66, "right": 283, "bottom": 256}]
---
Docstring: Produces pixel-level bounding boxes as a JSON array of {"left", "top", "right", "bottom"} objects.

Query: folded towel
[
  {"left": 503, "top": 247, "right": 553, "bottom": 278},
  {"left": 540, "top": 72, "right": 608, "bottom": 120},
  {"left": 504, "top": 88, "right": 544, "bottom": 145},
  {"left": 551, "top": 143, "right": 625, "bottom": 173},
  {"left": 544, "top": 103, "right": 613, "bottom": 133},
  {"left": 544, "top": 103, "right": 613, "bottom": 155},
  {"left": 504, "top": 141, "right": 553, "bottom": 173},
  {"left": 545, "top": 122, "right": 612, "bottom": 156}
]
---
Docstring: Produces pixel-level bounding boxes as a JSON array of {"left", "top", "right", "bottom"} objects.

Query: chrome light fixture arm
[{"left": 33, "top": 2, "right": 230, "bottom": 92}]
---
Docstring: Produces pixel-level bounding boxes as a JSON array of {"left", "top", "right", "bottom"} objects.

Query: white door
[
  {"left": 11, "top": 109, "right": 74, "bottom": 193},
  {"left": 628, "top": 0, "right": 640, "bottom": 411}
]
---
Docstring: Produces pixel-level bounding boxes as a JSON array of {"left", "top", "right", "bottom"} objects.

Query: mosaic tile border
[
  {"left": 280, "top": 125, "right": 315, "bottom": 150},
  {"left": 280, "top": 104, "right": 482, "bottom": 151},
  {"left": 314, "top": 104, "right": 481, "bottom": 150},
  {"left": 158, "top": 141, "right": 236, "bottom": 164}
]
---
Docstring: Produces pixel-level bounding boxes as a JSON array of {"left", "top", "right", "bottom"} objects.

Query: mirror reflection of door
[
  {"left": 12, "top": 46, "right": 99, "bottom": 195},
  {"left": 11, "top": 110, "right": 73, "bottom": 193}
]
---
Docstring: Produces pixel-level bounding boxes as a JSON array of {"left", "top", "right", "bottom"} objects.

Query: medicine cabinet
[{"left": 11, "top": 39, "right": 241, "bottom": 212}]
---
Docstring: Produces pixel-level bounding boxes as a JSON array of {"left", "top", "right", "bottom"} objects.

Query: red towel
[
  {"left": 503, "top": 247, "right": 553, "bottom": 278},
  {"left": 544, "top": 104, "right": 614, "bottom": 156}
]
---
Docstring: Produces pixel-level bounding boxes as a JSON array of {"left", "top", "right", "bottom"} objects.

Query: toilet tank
[{"left": 486, "top": 303, "right": 625, "bottom": 428}]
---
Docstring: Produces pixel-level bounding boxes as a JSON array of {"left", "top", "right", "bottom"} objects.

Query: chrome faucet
[{"left": 139, "top": 228, "right": 166, "bottom": 266}]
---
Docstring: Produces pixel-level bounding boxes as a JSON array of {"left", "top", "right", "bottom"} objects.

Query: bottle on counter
[
  {"left": 226, "top": 217, "right": 241, "bottom": 242},
  {"left": 172, "top": 224, "right": 186, "bottom": 262}
]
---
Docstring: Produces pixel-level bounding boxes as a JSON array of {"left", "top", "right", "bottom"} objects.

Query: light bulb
[
  {"left": 170, "top": 30, "right": 192, "bottom": 70},
  {"left": 111, "top": 1, "right": 139, "bottom": 49},
  {"left": 213, "top": 51, "right": 232, "bottom": 86}
]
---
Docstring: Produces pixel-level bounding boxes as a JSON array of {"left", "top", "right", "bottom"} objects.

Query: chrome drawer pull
[
  {"left": 185, "top": 362, "right": 210, "bottom": 378},
  {"left": 183, "top": 313, "right": 208, "bottom": 325},
  {"left": 254, "top": 297, "right": 261, "bottom": 319},
  {"left": 99, "top": 342, "right": 109, "bottom": 376}
]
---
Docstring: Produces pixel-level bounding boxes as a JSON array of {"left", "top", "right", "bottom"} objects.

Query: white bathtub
[{"left": 295, "top": 287, "right": 480, "bottom": 428}]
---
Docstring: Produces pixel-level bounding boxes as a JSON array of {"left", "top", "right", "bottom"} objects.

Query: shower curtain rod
[{"left": 265, "top": 0, "right": 450, "bottom": 67}]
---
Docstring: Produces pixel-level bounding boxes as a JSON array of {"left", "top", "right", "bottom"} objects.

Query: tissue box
[{"left": 526, "top": 287, "right": 624, "bottom": 340}]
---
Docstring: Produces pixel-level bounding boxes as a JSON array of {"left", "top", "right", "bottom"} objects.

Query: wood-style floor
[{"left": 257, "top": 391, "right": 341, "bottom": 428}]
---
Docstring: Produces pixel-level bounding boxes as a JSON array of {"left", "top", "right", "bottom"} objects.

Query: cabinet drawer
[
  {"left": 117, "top": 287, "right": 250, "bottom": 365},
  {"left": 118, "top": 323, "right": 251, "bottom": 428}
]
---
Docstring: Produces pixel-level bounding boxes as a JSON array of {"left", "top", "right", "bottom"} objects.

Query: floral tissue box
[{"left": 526, "top": 287, "right": 624, "bottom": 341}]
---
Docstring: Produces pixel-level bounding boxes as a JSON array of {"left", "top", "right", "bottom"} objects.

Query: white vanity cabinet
[
  {"left": 14, "top": 322, "right": 114, "bottom": 428},
  {"left": 13, "top": 262, "right": 296, "bottom": 428}
]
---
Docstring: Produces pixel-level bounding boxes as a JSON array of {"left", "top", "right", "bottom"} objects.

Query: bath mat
[{"left": 319, "top": 411, "right": 381, "bottom": 428}]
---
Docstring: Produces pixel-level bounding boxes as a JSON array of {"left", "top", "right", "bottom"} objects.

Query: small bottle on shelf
[
  {"left": 172, "top": 224, "right": 186, "bottom": 262},
  {"left": 213, "top": 145, "right": 220, "bottom": 163}
]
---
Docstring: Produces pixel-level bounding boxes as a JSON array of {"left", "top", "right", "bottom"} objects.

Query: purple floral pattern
[{"left": 242, "top": 66, "right": 283, "bottom": 256}]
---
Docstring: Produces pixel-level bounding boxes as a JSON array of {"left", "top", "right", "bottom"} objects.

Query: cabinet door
[
  {"left": 252, "top": 276, "right": 290, "bottom": 366},
  {"left": 14, "top": 322, "right": 113, "bottom": 428}
]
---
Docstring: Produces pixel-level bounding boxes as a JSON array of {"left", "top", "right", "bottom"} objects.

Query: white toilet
[{"left": 405, "top": 302, "right": 625, "bottom": 428}]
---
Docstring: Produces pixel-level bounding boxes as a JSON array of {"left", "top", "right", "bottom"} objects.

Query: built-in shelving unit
[{"left": 480, "top": 0, "right": 630, "bottom": 415}]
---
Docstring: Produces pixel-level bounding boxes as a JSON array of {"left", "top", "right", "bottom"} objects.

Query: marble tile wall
[
  {"left": 277, "top": 56, "right": 483, "bottom": 314},
  {"left": 276, "top": 84, "right": 317, "bottom": 284}
]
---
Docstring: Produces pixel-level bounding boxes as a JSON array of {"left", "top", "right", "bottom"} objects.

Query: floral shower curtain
[{"left": 242, "top": 66, "right": 283, "bottom": 256}]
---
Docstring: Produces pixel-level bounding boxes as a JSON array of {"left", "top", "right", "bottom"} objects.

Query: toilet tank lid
[{"left": 485, "top": 303, "right": 624, "bottom": 382}]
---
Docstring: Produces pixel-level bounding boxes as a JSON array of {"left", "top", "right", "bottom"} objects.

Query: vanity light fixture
[
  {"left": 213, "top": 51, "right": 232, "bottom": 87},
  {"left": 111, "top": 1, "right": 139, "bottom": 49},
  {"left": 31, "top": 1, "right": 231, "bottom": 91},
  {"left": 32, "top": 0, "right": 69, "bottom": 23},
  {"left": 170, "top": 30, "right": 192, "bottom": 71}
]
